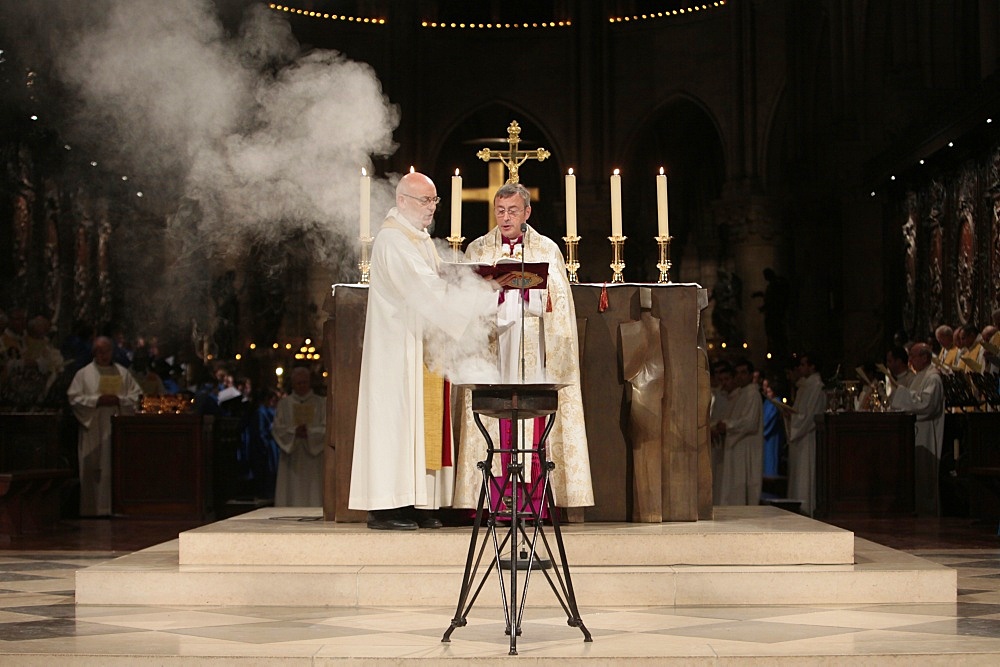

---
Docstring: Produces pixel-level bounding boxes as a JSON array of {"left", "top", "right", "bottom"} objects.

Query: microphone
[{"left": 519, "top": 223, "right": 527, "bottom": 383}]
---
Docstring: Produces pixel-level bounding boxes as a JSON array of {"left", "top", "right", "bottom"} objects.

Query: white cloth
[
  {"left": 709, "top": 387, "right": 729, "bottom": 501},
  {"left": 787, "top": 372, "right": 826, "bottom": 516},
  {"left": 891, "top": 366, "right": 945, "bottom": 515},
  {"left": 66, "top": 361, "right": 141, "bottom": 516},
  {"left": 349, "top": 209, "right": 495, "bottom": 511},
  {"left": 717, "top": 384, "right": 764, "bottom": 506},
  {"left": 271, "top": 390, "right": 326, "bottom": 507},
  {"left": 455, "top": 225, "right": 594, "bottom": 508}
]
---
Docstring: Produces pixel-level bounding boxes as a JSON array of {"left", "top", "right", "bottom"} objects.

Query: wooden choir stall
[{"left": 322, "top": 282, "right": 712, "bottom": 524}]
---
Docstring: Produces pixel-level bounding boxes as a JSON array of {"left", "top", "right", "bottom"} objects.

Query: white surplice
[
  {"left": 717, "top": 383, "right": 764, "bottom": 506},
  {"left": 891, "top": 366, "right": 945, "bottom": 515},
  {"left": 787, "top": 372, "right": 826, "bottom": 516},
  {"left": 454, "top": 225, "right": 594, "bottom": 508},
  {"left": 349, "top": 209, "right": 495, "bottom": 511},
  {"left": 271, "top": 390, "right": 326, "bottom": 507},
  {"left": 67, "top": 361, "right": 142, "bottom": 516}
]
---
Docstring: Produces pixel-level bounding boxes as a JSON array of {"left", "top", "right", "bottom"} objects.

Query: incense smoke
[{"left": 1, "top": 0, "right": 399, "bottom": 339}]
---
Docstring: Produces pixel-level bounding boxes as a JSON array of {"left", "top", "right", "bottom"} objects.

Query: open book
[{"left": 445, "top": 258, "right": 549, "bottom": 290}]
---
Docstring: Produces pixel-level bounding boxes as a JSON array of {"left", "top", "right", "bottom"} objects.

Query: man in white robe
[
  {"left": 714, "top": 358, "right": 763, "bottom": 506},
  {"left": 709, "top": 361, "right": 733, "bottom": 502},
  {"left": 455, "top": 183, "right": 594, "bottom": 513},
  {"left": 272, "top": 367, "right": 326, "bottom": 507},
  {"left": 349, "top": 172, "right": 495, "bottom": 530},
  {"left": 891, "top": 342, "right": 945, "bottom": 516},
  {"left": 786, "top": 354, "right": 826, "bottom": 516},
  {"left": 67, "top": 336, "right": 141, "bottom": 516}
]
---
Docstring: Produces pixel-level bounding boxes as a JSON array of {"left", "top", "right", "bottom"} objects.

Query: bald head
[
  {"left": 92, "top": 336, "right": 114, "bottom": 367},
  {"left": 909, "top": 342, "right": 933, "bottom": 372},
  {"left": 395, "top": 172, "right": 439, "bottom": 230}
]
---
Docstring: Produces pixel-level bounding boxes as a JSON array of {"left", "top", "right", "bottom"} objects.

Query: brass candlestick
[
  {"left": 655, "top": 235, "right": 673, "bottom": 284},
  {"left": 609, "top": 235, "right": 626, "bottom": 283},
  {"left": 446, "top": 235, "right": 466, "bottom": 262},
  {"left": 358, "top": 235, "right": 374, "bottom": 284},
  {"left": 562, "top": 235, "right": 581, "bottom": 283}
]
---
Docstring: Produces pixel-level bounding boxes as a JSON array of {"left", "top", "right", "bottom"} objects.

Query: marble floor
[{"left": 0, "top": 517, "right": 999, "bottom": 664}]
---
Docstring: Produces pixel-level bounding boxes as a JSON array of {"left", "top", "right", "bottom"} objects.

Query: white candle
[
  {"left": 565, "top": 169, "right": 577, "bottom": 237},
  {"left": 359, "top": 168, "right": 371, "bottom": 238},
  {"left": 656, "top": 168, "right": 669, "bottom": 237},
  {"left": 610, "top": 169, "right": 623, "bottom": 237},
  {"left": 451, "top": 169, "right": 462, "bottom": 238}
]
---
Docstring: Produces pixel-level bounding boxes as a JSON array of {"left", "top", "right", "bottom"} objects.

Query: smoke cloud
[{"left": 1, "top": 0, "right": 400, "bottom": 337}]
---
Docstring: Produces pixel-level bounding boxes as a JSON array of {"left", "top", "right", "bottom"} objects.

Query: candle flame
[
  {"left": 568, "top": 168, "right": 574, "bottom": 175},
  {"left": 659, "top": 167, "right": 665, "bottom": 175},
  {"left": 613, "top": 168, "right": 620, "bottom": 175},
  {"left": 409, "top": 166, "right": 415, "bottom": 173},
  {"left": 361, "top": 167, "right": 367, "bottom": 176},
  {"left": 455, "top": 168, "right": 460, "bottom": 176}
]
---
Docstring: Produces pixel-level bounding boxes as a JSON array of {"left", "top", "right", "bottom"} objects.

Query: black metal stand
[{"left": 441, "top": 384, "right": 591, "bottom": 655}]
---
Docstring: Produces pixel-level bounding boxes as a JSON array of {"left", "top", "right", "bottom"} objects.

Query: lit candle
[
  {"left": 656, "top": 167, "right": 669, "bottom": 237},
  {"left": 610, "top": 169, "right": 623, "bottom": 237},
  {"left": 359, "top": 168, "right": 371, "bottom": 238},
  {"left": 451, "top": 169, "right": 462, "bottom": 238},
  {"left": 565, "top": 169, "right": 577, "bottom": 237}
]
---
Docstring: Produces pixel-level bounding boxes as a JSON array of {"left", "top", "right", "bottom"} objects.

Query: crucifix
[{"left": 464, "top": 120, "right": 548, "bottom": 230}]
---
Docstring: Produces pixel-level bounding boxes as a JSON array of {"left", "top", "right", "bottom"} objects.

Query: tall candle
[
  {"left": 451, "top": 169, "right": 462, "bottom": 238},
  {"left": 656, "top": 168, "right": 669, "bottom": 237},
  {"left": 565, "top": 169, "right": 577, "bottom": 237},
  {"left": 610, "top": 169, "right": 623, "bottom": 237},
  {"left": 359, "top": 168, "right": 371, "bottom": 238}
]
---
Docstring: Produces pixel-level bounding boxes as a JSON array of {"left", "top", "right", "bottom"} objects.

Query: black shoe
[
  {"left": 366, "top": 510, "right": 418, "bottom": 531},
  {"left": 412, "top": 509, "right": 443, "bottom": 529}
]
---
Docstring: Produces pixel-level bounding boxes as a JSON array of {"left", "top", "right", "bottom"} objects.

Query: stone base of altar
[{"left": 76, "top": 505, "right": 954, "bottom": 608}]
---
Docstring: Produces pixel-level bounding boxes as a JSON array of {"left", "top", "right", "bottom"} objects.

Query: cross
[{"left": 466, "top": 121, "right": 547, "bottom": 230}]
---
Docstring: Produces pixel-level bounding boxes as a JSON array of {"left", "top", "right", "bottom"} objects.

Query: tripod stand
[{"left": 441, "top": 383, "right": 591, "bottom": 655}]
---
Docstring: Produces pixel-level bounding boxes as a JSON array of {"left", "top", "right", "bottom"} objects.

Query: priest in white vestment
[
  {"left": 67, "top": 336, "right": 141, "bottom": 516},
  {"left": 454, "top": 183, "right": 594, "bottom": 513},
  {"left": 714, "top": 359, "right": 763, "bottom": 506},
  {"left": 786, "top": 354, "right": 826, "bottom": 516},
  {"left": 271, "top": 367, "right": 325, "bottom": 507},
  {"left": 349, "top": 172, "right": 496, "bottom": 530},
  {"left": 891, "top": 342, "right": 946, "bottom": 516}
]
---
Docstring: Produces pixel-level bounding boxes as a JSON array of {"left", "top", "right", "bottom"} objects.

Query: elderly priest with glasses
[{"left": 349, "top": 171, "right": 496, "bottom": 530}]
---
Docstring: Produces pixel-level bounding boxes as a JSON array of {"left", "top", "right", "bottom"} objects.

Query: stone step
[
  {"left": 176, "top": 505, "right": 856, "bottom": 567},
  {"left": 75, "top": 536, "right": 954, "bottom": 607}
]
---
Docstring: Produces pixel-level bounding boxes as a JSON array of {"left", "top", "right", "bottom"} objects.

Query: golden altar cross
[{"left": 466, "top": 121, "right": 547, "bottom": 230}]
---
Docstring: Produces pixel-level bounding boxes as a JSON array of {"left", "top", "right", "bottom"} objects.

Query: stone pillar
[{"left": 713, "top": 191, "right": 786, "bottom": 366}]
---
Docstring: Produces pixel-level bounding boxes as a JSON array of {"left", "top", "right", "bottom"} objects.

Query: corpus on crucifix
[{"left": 466, "top": 120, "right": 547, "bottom": 230}]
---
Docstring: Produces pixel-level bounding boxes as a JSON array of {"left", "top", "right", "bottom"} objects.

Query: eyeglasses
[
  {"left": 402, "top": 193, "right": 441, "bottom": 207},
  {"left": 494, "top": 207, "right": 523, "bottom": 218}
]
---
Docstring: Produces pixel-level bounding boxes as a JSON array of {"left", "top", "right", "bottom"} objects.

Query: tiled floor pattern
[{"left": 0, "top": 548, "right": 999, "bottom": 662}]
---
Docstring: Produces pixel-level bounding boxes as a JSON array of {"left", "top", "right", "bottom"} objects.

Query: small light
[
  {"left": 322, "top": 371, "right": 329, "bottom": 378},
  {"left": 295, "top": 354, "right": 304, "bottom": 360},
  {"left": 767, "top": 352, "right": 772, "bottom": 359},
  {"left": 919, "top": 159, "right": 924, "bottom": 165},
  {"left": 308, "top": 347, "right": 316, "bottom": 353},
  {"left": 273, "top": 343, "right": 279, "bottom": 349},
  {"left": 948, "top": 141, "right": 954, "bottom": 147},
  {"left": 64, "top": 144, "right": 71, "bottom": 150},
  {"left": 988, "top": 118, "right": 993, "bottom": 124},
  {"left": 121, "top": 175, "right": 128, "bottom": 181},
  {"left": 136, "top": 192, "right": 143, "bottom": 197},
  {"left": 29, "top": 115, "right": 38, "bottom": 121},
  {"left": 285, "top": 343, "right": 292, "bottom": 350},
  {"left": 721, "top": 342, "right": 727, "bottom": 349},
  {"left": 742, "top": 342, "right": 748, "bottom": 349},
  {"left": 275, "top": 367, "right": 284, "bottom": 376},
  {"left": 890, "top": 175, "right": 896, "bottom": 180},
  {"left": 250, "top": 343, "right": 256, "bottom": 350},
  {"left": 90, "top": 161, "right": 98, "bottom": 167},
  {"left": 235, "top": 354, "right": 242, "bottom": 360},
  {"left": 305, "top": 338, "right": 312, "bottom": 345},
  {"left": 870, "top": 191, "right": 876, "bottom": 197},
  {"left": 206, "top": 354, "right": 213, "bottom": 360}
]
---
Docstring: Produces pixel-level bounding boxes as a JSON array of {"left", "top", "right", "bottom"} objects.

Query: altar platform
[{"left": 75, "top": 505, "right": 954, "bottom": 609}]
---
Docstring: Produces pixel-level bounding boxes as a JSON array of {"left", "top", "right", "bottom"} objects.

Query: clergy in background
[
  {"left": 67, "top": 336, "right": 142, "bottom": 516},
  {"left": 454, "top": 182, "right": 594, "bottom": 514},
  {"left": 271, "top": 367, "right": 325, "bottom": 507},
  {"left": 891, "top": 342, "right": 945, "bottom": 516},
  {"left": 349, "top": 172, "right": 496, "bottom": 530},
  {"left": 713, "top": 358, "right": 763, "bottom": 506},
  {"left": 786, "top": 353, "right": 826, "bottom": 517}
]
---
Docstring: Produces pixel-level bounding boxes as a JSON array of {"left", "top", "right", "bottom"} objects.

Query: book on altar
[{"left": 444, "top": 258, "right": 549, "bottom": 290}]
